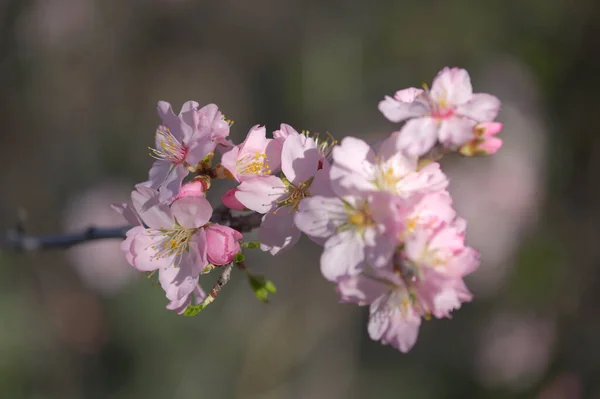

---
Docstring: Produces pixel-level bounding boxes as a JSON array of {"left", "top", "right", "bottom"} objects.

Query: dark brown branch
[{"left": 1, "top": 205, "right": 262, "bottom": 252}]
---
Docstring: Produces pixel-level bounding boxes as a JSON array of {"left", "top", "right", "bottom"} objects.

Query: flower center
[
  {"left": 343, "top": 200, "right": 375, "bottom": 233},
  {"left": 373, "top": 158, "right": 406, "bottom": 193},
  {"left": 275, "top": 177, "right": 313, "bottom": 212},
  {"left": 236, "top": 152, "right": 271, "bottom": 177},
  {"left": 149, "top": 126, "right": 188, "bottom": 164},
  {"left": 149, "top": 226, "right": 198, "bottom": 264}
]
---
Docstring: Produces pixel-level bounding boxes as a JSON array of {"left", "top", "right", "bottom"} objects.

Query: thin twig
[{"left": 1, "top": 205, "right": 262, "bottom": 252}]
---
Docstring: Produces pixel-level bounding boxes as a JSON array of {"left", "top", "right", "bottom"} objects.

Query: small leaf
[
  {"left": 183, "top": 303, "right": 208, "bottom": 317},
  {"left": 247, "top": 274, "right": 277, "bottom": 303},
  {"left": 241, "top": 241, "right": 261, "bottom": 249},
  {"left": 233, "top": 253, "right": 245, "bottom": 263}
]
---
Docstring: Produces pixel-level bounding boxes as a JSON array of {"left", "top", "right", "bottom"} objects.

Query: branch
[{"left": 1, "top": 206, "right": 262, "bottom": 252}]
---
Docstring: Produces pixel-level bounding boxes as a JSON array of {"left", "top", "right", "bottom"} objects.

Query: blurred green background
[{"left": 0, "top": 0, "right": 598, "bottom": 398}]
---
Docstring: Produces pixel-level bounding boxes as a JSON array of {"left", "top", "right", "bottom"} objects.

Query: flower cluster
[{"left": 115, "top": 67, "right": 502, "bottom": 353}]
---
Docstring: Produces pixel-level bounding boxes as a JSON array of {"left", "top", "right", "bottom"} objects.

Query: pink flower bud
[
  {"left": 222, "top": 188, "right": 246, "bottom": 211},
  {"left": 176, "top": 177, "right": 210, "bottom": 199},
  {"left": 205, "top": 225, "right": 243, "bottom": 265},
  {"left": 459, "top": 122, "right": 503, "bottom": 156}
]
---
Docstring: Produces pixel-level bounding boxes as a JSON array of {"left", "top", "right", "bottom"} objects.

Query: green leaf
[
  {"left": 233, "top": 253, "right": 245, "bottom": 263},
  {"left": 182, "top": 302, "right": 209, "bottom": 317},
  {"left": 247, "top": 274, "right": 277, "bottom": 303},
  {"left": 241, "top": 241, "right": 261, "bottom": 249}
]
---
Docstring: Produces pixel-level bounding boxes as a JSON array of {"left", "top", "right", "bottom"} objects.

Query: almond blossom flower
[
  {"left": 185, "top": 103, "right": 233, "bottom": 151},
  {"left": 337, "top": 266, "right": 472, "bottom": 353},
  {"left": 115, "top": 185, "right": 212, "bottom": 310},
  {"left": 295, "top": 193, "right": 407, "bottom": 281},
  {"left": 401, "top": 221, "right": 479, "bottom": 279},
  {"left": 235, "top": 132, "right": 332, "bottom": 255},
  {"left": 146, "top": 101, "right": 216, "bottom": 201},
  {"left": 220, "top": 125, "right": 281, "bottom": 182},
  {"left": 379, "top": 67, "right": 501, "bottom": 156},
  {"left": 330, "top": 136, "right": 447, "bottom": 198},
  {"left": 459, "top": 122, "right": 504, "bottom": 156}
]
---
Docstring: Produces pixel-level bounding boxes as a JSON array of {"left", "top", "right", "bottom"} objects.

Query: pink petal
[
  {"left": 479, "top": 121, "right": 503, "bottom": 137},
  {"left": 221, "top": 188, "right": 246, "bottom": 211},
  {"left": 273, "top": 123, "right": 300, "bottom": 140},
  {"left": 179, "top": 101, "right": 200, "bottom": 114},
  {"left": 438, "top": 117, "right": 477, "bottom": 148},
  {"left": 479, "top": 136, "right": 503, "bottom": 154},
  {"left": 393, "top": 117, "right": 439, "bottom": 156},
  {"left": 186, "top": 135, "right": 215, "bottom": 166},
  {"left": 378, "top": 88, "right": 428, "bottom": 122},
  {"left": 131, "top": 186, "right": 174, "bottom": 229},
  {"left": 239, "top": 125, "right": 268, "bottom": 156},
  {"left": 235, "top": 176, "right": 287, "bottom": 214},
  {"left": 380, "top": 310, "right": 421, "bottom": 353},
  {"left": 258, "top": 210, "right": 301, "bottom": 255},
  {"left": 265, "top": 138, "right": 283, "bottom": 174},
  {"left": 129, "top": 228, "right": 174, "bottom": 271},
  {"left": 321, "top": 229, "right": 366, "bottom": 281},
  {"left": 430, "top": 67, "right": 473, "bottom": 106},
  {"left": 295, "top": 196, "right": 346, "bottom": 240},
  {"left": 336, "top": 275, "right": 388, "bottom": 305},
  {"left": 281, "top": 133, "right": 319, "bottom": 185},
  {"left": 220, "top": 146, "right": 240, "bottom": 181},
  {"left": 171, "top": 196, "right": 213, "bottom": 229},
  {"left": 457, "top": 93, "right": 501, "bottom": 122},
  {"left": 111, "top": 203, "right": 141, "bottom": 226}
]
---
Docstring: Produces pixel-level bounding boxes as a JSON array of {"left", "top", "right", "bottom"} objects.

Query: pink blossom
[
  {"left": 459, "top": 122, "right": 504, "bottom": 156},
  {"left": 330, "top": 136, "right": 447, "bottom": 197},
  {"left": 337, "top": 267, "right": 472, "bottom": 353},
  {"left": 181, "top": 103, "right": 233, "bottom": 151},
  {"left": 402, "top": 220, "right": 479, "bottom": 279},
  {"left": 205, "top": 225, "right": 243, "bottom": 265},
  {"left": 379, "top": 67, "right": 501, "bottom": 156},
  {"left": 115, "top": 185, "right": 213, "bottom": 311},
  {"left": 295, "top": 193, "right": 406, "bottom": 281},
  {"left": 235, "top": 132, "right": 332, "bottom": 254},
  {"left": 145, "top": 101, "right": 216, "bottom": 201},
  {"left": 221, "top": 188, "right": 246, "bottom": 211},
  {"left": 220, "top": 125, "right": 282, "bottom": 182}
]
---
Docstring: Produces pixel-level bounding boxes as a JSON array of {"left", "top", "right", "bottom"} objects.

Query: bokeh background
[{"left": 0, "top": 0, "right": 598, "bottom": 398}]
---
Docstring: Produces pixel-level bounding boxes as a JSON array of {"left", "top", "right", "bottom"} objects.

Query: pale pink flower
[
  {"left": 379, "top": 67, "right": 501, "bottom": 156},
  {"left": 205, "top": 225, "right": 243, "bottom": 265},
  {"left": 337, "top": 267, "right": 472, "bottom": 353},
  {"left": 221, "top": 188, "right": 246, "bottom": 211},
  {"left": 295, "top": 193, "right": 407, "bottom": 281},
  {"left": 235, "top": 133, "right": 332, "bottom": 254},
  {"left": 146, "top": 101, "right": 215, "bottom": 201},
  {"left": 116, "top": 185, "right": 213, "bottom": 309},
  {"left": 220, "top": 125, "right": 281, "bottom": 182},
  {"left": 401, "top": 220, "right": 479, "bottom": 279},
  {"left": 330, "top": 136, "right": 447, "bottom": 197},
  {"left": 158, "top": 227, "right": 209, "bottom": 312},
  {"left": 180, "top": 103, "right": 233, "bottom": 151},
  {"left": 459, "top": 122, "right": 504, "bottom": 156}
]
